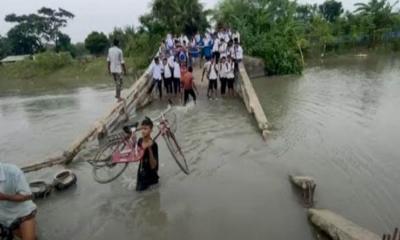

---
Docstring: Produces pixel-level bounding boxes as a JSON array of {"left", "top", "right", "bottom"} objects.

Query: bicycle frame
[
  {"left": 111, "top": 126, "right": 144, "bottom": 164},
  {"left": 152, "top": 105, "right": 173, "bottom": 141}
]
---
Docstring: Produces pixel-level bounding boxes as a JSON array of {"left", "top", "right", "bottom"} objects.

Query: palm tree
[{"left": 354, "top": 0, "right": 398, "bottom": 46}]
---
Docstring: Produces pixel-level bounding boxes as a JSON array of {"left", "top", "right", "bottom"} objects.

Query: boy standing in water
[
  {"left": 136, "top": 118, "right": 159, "bottom": 192},
  {"left": 182, "top": 66, "right": 197, "bottom": 105},
  {"left": 107, "top": 39, "right": 127, "bottom": 102}
]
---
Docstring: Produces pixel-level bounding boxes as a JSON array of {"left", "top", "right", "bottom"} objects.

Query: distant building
[{"left": 0, "top": 55, "right": 32, "bottom": 64}]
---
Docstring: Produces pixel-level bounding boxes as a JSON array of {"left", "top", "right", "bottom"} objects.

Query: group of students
[
  {"left": 147, "top": 27, "right": 244, "bottom": 104},
  {"left": 146, "top": 53, "right": 198, "bottom": 106}
]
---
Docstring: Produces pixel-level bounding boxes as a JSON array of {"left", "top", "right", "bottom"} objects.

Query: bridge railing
[{"left": 236, "top": 60, "right": 270, "bottom": 139}]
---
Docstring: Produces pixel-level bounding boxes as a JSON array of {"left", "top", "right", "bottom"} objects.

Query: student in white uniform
[
  {"left": 107, "top": 39, "right": 127, "bottom": 102},
  {"left": 219, "top": 39, "right": 228, "bottom": 58},
  {"left": 233, "top": 39, "right": 244, "bottom": 77},
  {"left": 147, "top": 57, "right": 163, "bottom": 99},
  {"left": 162, "top": 57, "right": 173, "bottom": 95},
  {"left": 232, "top": 30, "right": 241, "bottom": 44},
  {"left": 219, "top": 56, "right": 230, "bottom": 96},
  {"left": 226, "top": 55, "right": 236, "bottom": 96},
  {"left": 202, "top": 57, "right": 219, "bottom": 100},
  {"left": 172, "top": 59, "right": 181, "bottom": 95},
  {"left": 166, "top": 33, "right": 174, "bottom": 54},
  {"left": 212, "top": 37, "right": 220, "bottom": 63}
]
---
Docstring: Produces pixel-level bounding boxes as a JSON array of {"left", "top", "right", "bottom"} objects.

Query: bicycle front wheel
[
  {"left": 163, "top": 132, "right": 190, "bottom": 175},
  {"left": 91, "top": 142, "right": 128, "bottom": 184}
]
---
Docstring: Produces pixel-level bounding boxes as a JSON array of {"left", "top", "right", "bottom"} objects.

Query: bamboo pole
[{"left": 21, "top": 69, "right": 153, "bottom": 173}]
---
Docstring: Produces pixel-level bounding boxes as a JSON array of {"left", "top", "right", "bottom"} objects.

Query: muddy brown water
[{"left": 1, "top": 54, "right": 399, "bottom": 239}]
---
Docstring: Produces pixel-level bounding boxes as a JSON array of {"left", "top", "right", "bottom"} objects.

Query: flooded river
[{"left": 1, "top": 54, "right": 399, "bottom": 239}]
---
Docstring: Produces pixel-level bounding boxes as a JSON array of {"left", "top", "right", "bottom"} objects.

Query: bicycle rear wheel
[
  {"left": 163, "top": 131, "right": 190, "bottom": 175},
  {"left": 91, "top": 142, "right": 128, "bottom": 184}
]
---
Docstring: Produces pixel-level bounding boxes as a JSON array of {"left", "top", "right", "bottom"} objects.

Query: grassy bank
[{"left": 0, "top": 55, "right": 145, "bottom": 95}]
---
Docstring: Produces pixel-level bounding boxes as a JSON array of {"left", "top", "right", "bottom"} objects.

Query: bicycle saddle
[{"left": 123, "top": 122, "right": 139, "bottom": 134}]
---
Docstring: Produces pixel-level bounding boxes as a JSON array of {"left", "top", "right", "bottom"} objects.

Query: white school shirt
[
  {"left": 218, "top": 32, "right": 224, "bottom": 40},
  {"left": 226, "top": 61, "right": 235, "bottom": 79},
  {"left": 234, "top": 45, "right": 244, "bottom": 60},
  {"left": 228, "top": 46, "right": 235, "bottom": 57},
  {"left": 219, "top": 62, "right": 229, "bottom": 78},
  {"left": 167, "top": 55, "right": 175, "bottom": 67},
  {"left": 163, "top": 63, "right": 172, "bottom": 78},
  {"left": 151, "top": 63, "right": 163, "bottom": 80},
  {"left": 224, "top": 33, "right": 230, "bottom": 43},
  {"left": 204, "top": 62, "right": 218, "bottom": 80},
  {"left": 166, "top": 37, "right": 174, "bottom": 49},
  {"left": 219, "top": 42, "right": 228, "bottom": 57},
  {"left": 212, "top": 38, "right": 220, "bottom": 52},
  {"left": 107, "top": 46, "right": 125, "bottom": 74},
  {"left": 173, "top": 62, "right": 181, "bottom": 79},
  {"left": 232, "top": 32, "right": 241, "bottom": 43},
  {"left": 180, "top": 35, "right": 189, "bottom": 46},
  {"left": 0, "top": 163, "right": 37, "bottom": 227}
]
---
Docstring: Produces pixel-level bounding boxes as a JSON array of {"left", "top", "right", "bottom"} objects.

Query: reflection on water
[
  {"left": 253, "top": 54, "right": 400, "bottom": 234},
  {"left": 0, "top": 87, "right": 115, "bottom": 166}
]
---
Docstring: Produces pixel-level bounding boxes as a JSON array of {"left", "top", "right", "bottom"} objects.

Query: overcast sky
[{"left": 0, "top": 0, "right": 398, "bottom": 42}]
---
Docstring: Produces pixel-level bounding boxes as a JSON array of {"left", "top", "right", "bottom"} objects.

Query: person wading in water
[
  {"left": 181, "top": 66, "right": 198, "bottom": 105},
  {"left": 136, "top": 118, "right": 159, "bottom": 191}
]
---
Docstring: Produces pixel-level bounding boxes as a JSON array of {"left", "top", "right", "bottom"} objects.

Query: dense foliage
[
  {"left": 1, "top": 0, "right": 400, "bottom": 77},
  {"left": 214, "top": 0, "right": 400, "bottom": 75},
  {"left": 84, "top": 32, "right": 109, "bottom": 55}
]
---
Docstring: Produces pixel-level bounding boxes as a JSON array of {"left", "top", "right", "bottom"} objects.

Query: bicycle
[{"left": 88, "top": 103, "right": 189, "bottom": 184}]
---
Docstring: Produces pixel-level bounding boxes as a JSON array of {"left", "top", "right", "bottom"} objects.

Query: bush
[{"left": 34, "top": 51, "right": 73, "bottom": 71}]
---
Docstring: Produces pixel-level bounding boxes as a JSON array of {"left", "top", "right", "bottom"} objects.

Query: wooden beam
[{"left": 21, "top": 71, "right": 153, "bottom": 173}]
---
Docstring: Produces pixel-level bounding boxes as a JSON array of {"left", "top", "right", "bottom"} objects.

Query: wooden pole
[{"left": 21, "top": 69, "right": 153, "bottom": 173}]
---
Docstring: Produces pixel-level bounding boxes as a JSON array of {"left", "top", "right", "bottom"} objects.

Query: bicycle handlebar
[
  {"left": 125, "top": 101, "right": 173, "bottom": 132},
  {"left": 151, "top": 104, "right": 173, "bottom": 123}
]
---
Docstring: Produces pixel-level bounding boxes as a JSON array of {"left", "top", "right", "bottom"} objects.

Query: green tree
[
  {"left": 55, "top": 33, "right": 72, "bottom": 52},
  {"left": 145, "top": 0, "right": 210, "bottom": 36},
  {"left": 108, "top": 26, "right": 136, "bottom": 50},
  {"left": 319, "top": 0, "right": 344, "bottom": 23},
  {"left": 296, "top": 4, "right": 318, "bottom": 22},
  {"left": 309, "top": 16, "right": 335, "bottom": 55},
  {"left": 6, "top": 24, "right": 43, "bottom": 55},
  {"left": 354, "top": 0, "right": 398, "bottom": 46},
  {"left": 84, "top": 31, "right": 109, "bottom": 55},
  {"left": 37, "top": 7, "right": 75, "bottom": 49},
  {"left": 0, "top": 35, "right": 11, "bottom": 58},
  {"left": 215, "top": 0, "right": 304, "bottom": 75},
  {"left": 5, "top": 7, "right": 74, "bottom": 51}
]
